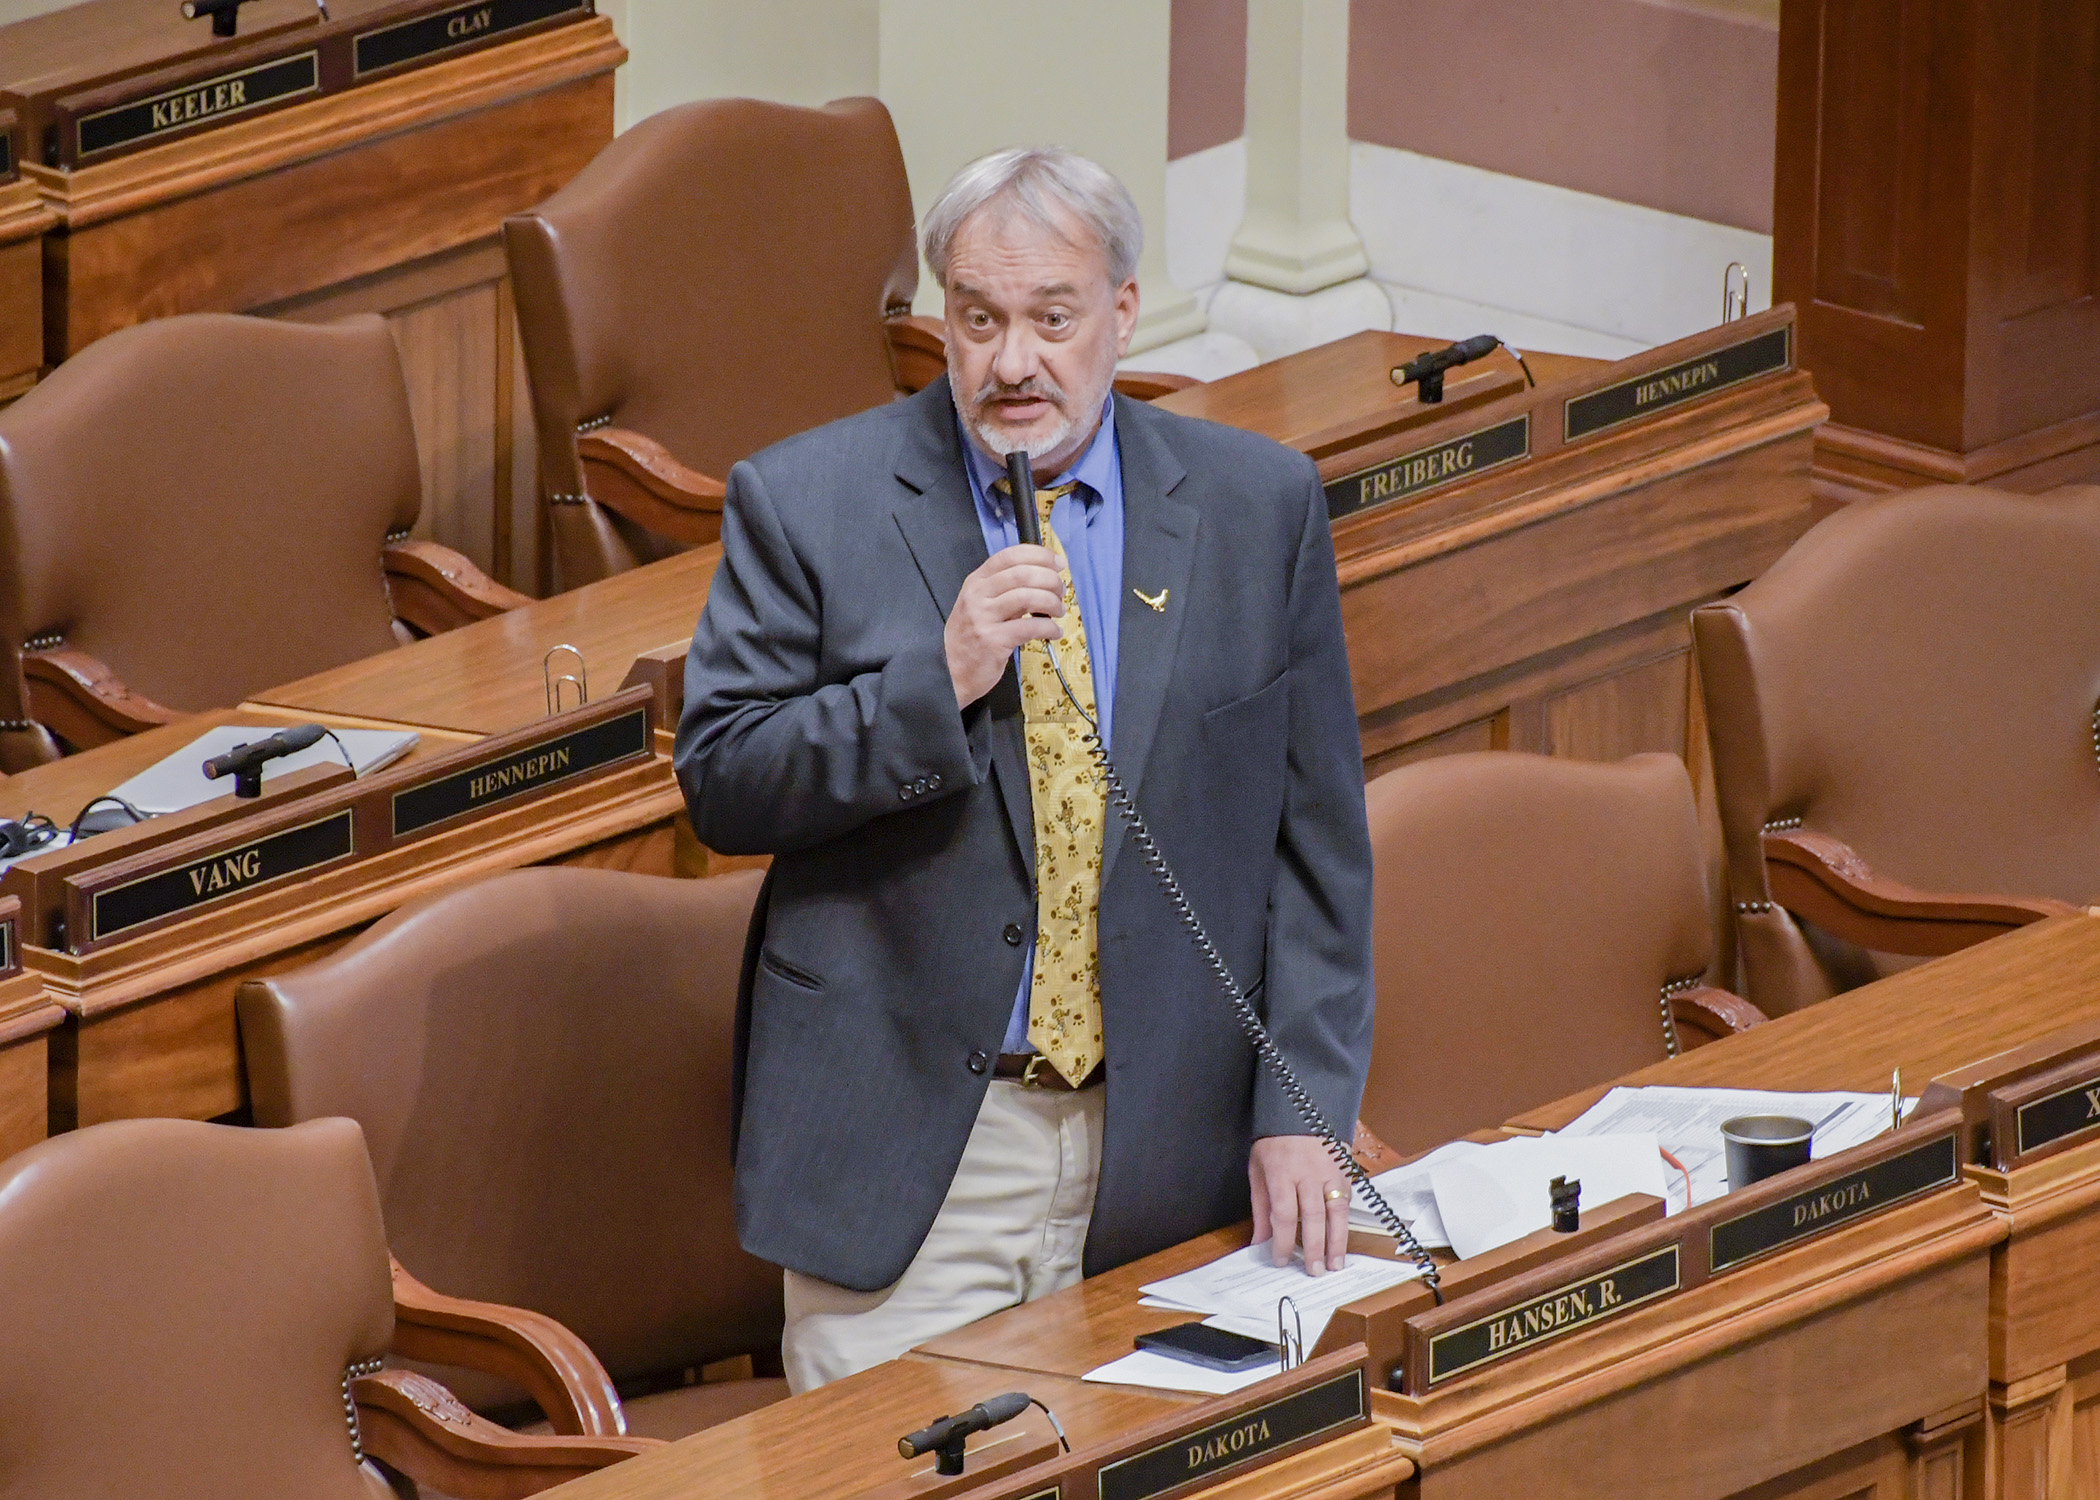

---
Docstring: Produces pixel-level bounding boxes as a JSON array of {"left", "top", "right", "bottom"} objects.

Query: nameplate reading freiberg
[
  {"left": 1563, "top": 325, "right": 1791, "bottom": 442},
  {"left": 390, "top": 707, "right": 649, "bottom": 839},
  {"left": 2017, "top": 1075, "right": 2100, "bottom": 1158},
  {"left": 76, "top": 52, "right": 320, "bottom": 160},
  {"left": 354, "top": 0, "right": 588, "bottom": 77},
  {"left": 1095, "top": 1369, "right": 1364, "bottom": 1500},
  {"left": 1427, "top": 1243, "right": 1680, "bottom": 1386},
  {"left": 1709, "top": 1132, "right": 1958, "bottom": 1273},
  {"left": 1325, "top": 414, "right": 1530, "bottom": 520},
  {"left": 89, "top": 810, "right": 356, "bottom": 944}
]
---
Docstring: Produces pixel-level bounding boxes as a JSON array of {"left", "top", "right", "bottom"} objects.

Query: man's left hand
[{"left": 1249, "top": 1135, "right": 1350, "bottom": 1274}]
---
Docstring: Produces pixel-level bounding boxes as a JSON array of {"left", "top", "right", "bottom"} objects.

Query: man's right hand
[{"left": 945, "top": 545, "right": 1066, "bottom": 707}]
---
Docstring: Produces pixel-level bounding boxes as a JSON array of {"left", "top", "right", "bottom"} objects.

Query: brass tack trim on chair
[
  {"left": 2089, "top": 701, "right": 2099, "bottom": 774},
  {"left": 383, "top": 528, "right": 411, "bottom": 544},
  {"left": 1760, "top": 816, "right": 1802, "bottom": 833},
  {"left": 1659, "top": 974, "right": 1703, "bottom": 1058},
  {"left": 1735, "top": 899, "right": 1775, "bottom": 913},
  {"left": 22, "top": 632, "right": 60, "bottom": 651},
  {"left": 343, "top": 1356, "right": 384, "bottom": 1461},
  {"left": 547, "top": 491, "right": 590, "bottom": 506},
  {"left": 575, "top": 413, "right": 614, "bottom": 433}
]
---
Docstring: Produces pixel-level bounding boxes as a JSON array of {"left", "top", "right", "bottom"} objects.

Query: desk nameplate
[
  {"left": 0, "top": 108, "right": 15, "bottom": 182},
  {"left": 1325, "top": 414, "right": 1531, "bottom": 520},
  {"left": 354, "top": 0, "right": 591, "bottom": 78},
  {"left": 84, "top": 809, "right": 355, "bottom": 948},
  {"left": 1564, "top": 325, "right": 1792, "bottom": 443},
  {"left": 72, "top": 50, "right": 319, "bottom": 162},
  {"left": 1994, "top": 1047, "right": 2100, "bottom": 1166},
  {"left": 1425, "top": 1243, "right": 1680, "bottom": 1386},
  {"left": 390, "top": 696, "right": 650, "bottom": 839},
  {"left": 1709, "top": 1129, "right": 1959, "bottom": 1273},
  {"left": 0, "top": 897, "right": 17, "bottom": 977}
]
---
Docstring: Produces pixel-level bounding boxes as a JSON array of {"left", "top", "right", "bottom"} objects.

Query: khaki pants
[{"left": 782, "top": 1079, "right": 1105, "bottom": 1393}]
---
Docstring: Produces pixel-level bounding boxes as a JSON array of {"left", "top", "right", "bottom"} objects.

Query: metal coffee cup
[{"left": 1721, "top": 1115, "right": 1814, "bottom": 1191}]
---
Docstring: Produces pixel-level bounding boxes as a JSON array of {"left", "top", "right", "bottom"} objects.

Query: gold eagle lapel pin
[{"left": 1133, "top": 586, "right": 1169, "bottom": 613}]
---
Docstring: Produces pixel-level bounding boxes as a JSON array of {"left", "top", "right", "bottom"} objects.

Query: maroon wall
[{"left": 1169, "top": 0, "right": 1247, "bottom": 159}]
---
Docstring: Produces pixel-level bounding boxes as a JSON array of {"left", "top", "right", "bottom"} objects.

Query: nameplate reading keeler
[
  {"left": 1563, "top": 325, "right": 1791, "bottom": 442},
  {"left": 74, "top": 52, "right": 320, "bottom": 160},
  {"left": 390, "top": 704, "right": 649, "bottom": 839},
  {"left": 1325, "top": 414, "right": 1530, "bottom": 520},
  {"left": 1095, "top": 1369, "right": 1364, "bottom": 1500},
  {"left": 88, "top": 810, "right": 355, "bottom": 946},
  {"left": 1426, "top": 1243, "right": 1680, "bottom": 1386},
  {"left": 354, "top": 0, "right": 589, "bottom": 77},
  {"left": 1709, "top": 1131, "right": 1958, "bottom": 1273}
]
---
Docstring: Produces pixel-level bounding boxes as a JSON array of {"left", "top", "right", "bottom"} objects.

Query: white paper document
[
  {"left": 1429, "top": 1133, "right": 1668, "bottom": 1261},
  {"left": 1137, "top": 1242, "right": 1423, "bottom": 1350},
  {"left": 1349, "top": 1138, "right": 1484, "bottom": 1250},
  {"left": 1556, "top": 1085, "right": 1910, "bottom": 1210},
  {"left": 1082, "top": 1348, "right": 1282, "bottom": 1395},
  {"left": 108, "top": 726, "right": 419, "bottom": 816}
]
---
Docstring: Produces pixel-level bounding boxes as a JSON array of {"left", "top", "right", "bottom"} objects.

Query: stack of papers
[{"left": 1349, "top": 1138, "right": 1484, "bottom": 1249}]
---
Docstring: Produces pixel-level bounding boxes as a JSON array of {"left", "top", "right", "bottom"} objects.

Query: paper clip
[
  {"left": 1276, "top": 1295, "right": 1304, "bottom": 1372},
  {"left": 544, "top": 644, "right": 589, "bottom": 716},
  {"left": 1723, "top": 263, "right": 1751, "bottom": 323}
]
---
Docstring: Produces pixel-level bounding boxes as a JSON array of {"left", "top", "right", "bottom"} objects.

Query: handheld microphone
[
  {"left": 899, "top": 1391, "right": 1032, "bottom": 1474},
  {"left": 1006, "top": 450, "right": 1042, "bottom": 547},
  {"left": 202, "top": 724, "right": 328, "bottom": 798},
  {"left": 1390, "top": 334, "right": 1503, "bottom": 404}
]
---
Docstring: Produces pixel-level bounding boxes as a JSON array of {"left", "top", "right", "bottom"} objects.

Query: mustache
[{"left": 970, "top": 374, "right": 1068, "bottom": 412}]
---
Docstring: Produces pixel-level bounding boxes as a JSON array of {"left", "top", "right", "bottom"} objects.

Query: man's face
[{"left": 942, "top": 199, "right": 1140, "bottom": 478}]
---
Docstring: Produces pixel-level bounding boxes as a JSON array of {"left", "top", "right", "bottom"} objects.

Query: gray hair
[{"left": 921, "top": 146, "right": 1143, "bottom": 289}]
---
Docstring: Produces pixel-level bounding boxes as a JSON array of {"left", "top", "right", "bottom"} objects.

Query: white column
[
  {"left": 1210, "top": 0, "right": 1390, "bottom": 358},
  {"left": 876, "top": 0, "right": 1205, "bottom": 354}
]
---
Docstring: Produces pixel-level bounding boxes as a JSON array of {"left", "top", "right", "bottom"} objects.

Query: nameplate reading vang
[
  {"left": 89, "top": 810, "right": 355, "bottom": 945},
  {"left": 75, "top": 52, "right": 320, "bottom": 160},
  {"left": 390, "top": 706, "right": 649, "bottom": 839},
  {"left": 1325, "top": 414, "right": 1530, "bottom": 520},
  {"left": 1709, "top": 1132, "right": 1958, "bottom": 1273},
  {"left": 2016, "top": 1075, "right": 2100, "bottom": 1159},
  {"left": 1426, "top": 1243, "right": 1679, "bottom": 1386},
  {"left": 1563, "top": 325, "right": 1791, "bottom": 442},
  {"left": 354, "top": 0, "right": 587, "bottom": 77},
  {"left": 1095, "top": 1369, "right": 1364, "bottom": 1500}
]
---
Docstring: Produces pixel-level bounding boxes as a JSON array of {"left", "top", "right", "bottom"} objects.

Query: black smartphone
[{"left": 1134, "top": 1321, "right": 1276, "bottom": 1373}]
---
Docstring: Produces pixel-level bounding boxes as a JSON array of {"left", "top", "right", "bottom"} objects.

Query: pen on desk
[{"left": 1891, "top": 1068, "right": 1902, "bottom": 1134}]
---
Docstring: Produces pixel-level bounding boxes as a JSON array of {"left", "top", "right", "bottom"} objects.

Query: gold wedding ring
[{"left": 1325, "top": 1187, "right": 1345, "bottom": 1202}]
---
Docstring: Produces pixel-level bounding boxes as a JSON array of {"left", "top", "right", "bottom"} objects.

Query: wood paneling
[
  {"left": 1543, "top": 647, "right": 1689, "bottom": 763},
  {"left": 0, "top": 1032, "right": 47, "bottom": 1158},
  {"left": 0, "top": 180, "right": 52, "bottom": 403}
]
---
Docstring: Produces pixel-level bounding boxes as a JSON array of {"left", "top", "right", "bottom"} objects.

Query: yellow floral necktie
[{"left": 1003, "top": 479, "right": 1107, "bottom": 1087}]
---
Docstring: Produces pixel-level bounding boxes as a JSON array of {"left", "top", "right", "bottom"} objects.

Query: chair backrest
[
  {"left": 1694, "top": 485, "right": 2100, "bottom": 1004},
  {"left": 0, "top": 1116, "right": 394, "bottom": 1500},
  {"left": 1359, "top": 751, "right": 1712, "bottom": 1156},
  {"left": 238, "top": 864, "right": 777, "bottom": 1394},
  {"left": 0, "top": 313, "right": 420, "bottom": 720},
  {"left": 505, "top": 96, "right": 918, "bottom": 571}
]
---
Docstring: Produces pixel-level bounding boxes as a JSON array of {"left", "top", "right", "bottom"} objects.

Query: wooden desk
[
  {"left": 0, "top": 171, "right": 51, "bottom": 405},
  {"left": 1511, "top": 913, "right": 2100, "bottom": 1500}
]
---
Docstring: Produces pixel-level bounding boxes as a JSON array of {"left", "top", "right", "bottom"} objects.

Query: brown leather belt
[{"left": 994, "top": 1053, "right": 1103, "bottom": 1091}]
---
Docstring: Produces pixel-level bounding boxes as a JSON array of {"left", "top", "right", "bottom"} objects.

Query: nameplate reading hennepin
[
  {"left": 1709, "top": 1132, "right": 1958, "bottom": 1273},
  {"left": 1325, "top": 414, "right": 1530, "bottom": 520},
  {"left": 354, "top": 0, "right": 588, "bottom": 77},
  {"left": 390, "top": 706, "right": 648, "bottom": 839},
  {"left": 1563, "top": 325, "right": 1791, "bottom": 442},
  {"left": 89, "top": 811, "right": 356, "bottom": 944},
  {"left": 75, "top": 52, "right": 320, "bottom": 160},
  {"left": 1427, "top": 1243, "right": 1679, "bottom": 1386},
  {"left": 2017, "top": 1076, "right": 2100, "bottom": 1158},
  {"left": 1095, "top": 1370, "right": 1364, "bottom": 1500}
]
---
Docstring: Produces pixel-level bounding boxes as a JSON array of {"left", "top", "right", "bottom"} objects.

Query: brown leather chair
[
  {"left": 1358, "top": 751, "right": 1764, "bottom": 1157},
  {"left": 238, "top": 864, "right": 785, "bottom": 1442},
  {"left": 1694, "top": 483, "right": 2100, "bottom": 1017},
  {"left": 0, "top": 312, "right": 528, "bottom": 770},
  {"left": 0, "top": 1115, "right": 650, "bottom": 1500}
]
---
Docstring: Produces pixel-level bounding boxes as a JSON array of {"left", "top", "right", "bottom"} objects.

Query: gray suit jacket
[{"left": 674, "top": 377, "right": 1373, "bottom": 1292}]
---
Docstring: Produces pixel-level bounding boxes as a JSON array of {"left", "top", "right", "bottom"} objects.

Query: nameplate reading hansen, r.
[
  {"left": 1563, "top": 325, "right": 1791, "bottom": 442},
  {"left": 1326, "top": 414, "right": 1531, "bottom": 520},
  {"left": 391, "top": 703, "right": 649, "bottom": 839},
  {"left": 1426, "top": 1243, "right": 1681, "bottom": 1386},
  {"left": 75, "top": 52, "right": 320, "bottom": 160},
  {"left": 1709, "top": 1131, "right": 1958, "bottom": 1273},
  {"left": 88, "top": 810, "right": 355, "bottom": 945},
  {"left": 1094, "top": 1368, "right": 1364, "bottom": 1500},
  {"left": 353, "top": 0, "right": 589, "bottom": 78}
]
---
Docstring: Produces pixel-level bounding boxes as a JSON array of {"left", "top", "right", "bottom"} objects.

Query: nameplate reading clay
[
  {"left": 2014, "top": 1073, "right": 2100, "bottom": 1160},
  {"left": 1325, "top": 414, "right": 1530, "bottom": 520},
  {"left": 354, "top": 0, "right": 588, "bottom": 77},
  {"left": 88, "top": 810, "right": 355, "bottom": 945},
  {"left": 1426, "top": 1243, "right": 1680, "bottom": 1386},
  {"left": 1563, "top": 325, "right": 1791, "bottom": 442},
  {"left": 1708, "top": 1131, "right": 1958, "bottom": 1273},
  {"left": 1094, "top": 1369, "right": 1365, "bottom": 1500},
  {"left": 390, "top": 705, "right": 649, "bottom": 839},
  {"left": 75, "top": 52, "right": 320, "bottom": 160}
]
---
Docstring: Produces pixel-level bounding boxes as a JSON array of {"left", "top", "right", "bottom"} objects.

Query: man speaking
[{"left": 675, "top": 146, "right": 1374, "bottom": 1391}]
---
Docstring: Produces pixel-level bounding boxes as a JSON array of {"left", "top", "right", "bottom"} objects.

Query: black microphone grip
[
  {"left": 898, "top": 1391, "right": 1032, "bottom": 1459},
  {"left": 201, "top": 723, "right": 328, "bottom": 781},
  {"left": 1006, "top": 450, "right": 1042, "bottom": 548}
]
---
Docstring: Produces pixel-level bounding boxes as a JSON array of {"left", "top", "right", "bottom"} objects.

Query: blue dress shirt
[{"left": 959, "top": 398, "right": 1124, "bottom": 1054}]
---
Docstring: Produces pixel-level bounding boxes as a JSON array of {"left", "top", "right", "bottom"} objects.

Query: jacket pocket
[{"left": 759, "top": 949, "right": 825, "bottom": 992}]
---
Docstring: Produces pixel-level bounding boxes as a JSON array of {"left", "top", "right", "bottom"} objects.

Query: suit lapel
[
  {"left": 891, "top": 379, "right": 1035, "bottom": 877},
  {"left": 1103, "top": 399, "right": 1196, "bottom": 887}
]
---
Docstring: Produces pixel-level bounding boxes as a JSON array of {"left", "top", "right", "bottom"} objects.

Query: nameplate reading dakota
[
  {"left": 1563, "top": 325, "right": 1791, "bottom": 442},
  {"left": 1709, "top": 1132, "right": 1957, "bottom": 1273},
  {"left": 1095, "top": 1370, "right": 1364, "bottom": 1500},
  {"left": 1427, "top": 1244, "right": 1679, "bottom": 1386},
  {"left": 75, "top": 53, "right": 320, "bottom": 160},
  {"left": 2016, "top": 1075, "right": 2100, "bottom": 1158},
  {"left": 354, "top": 0, "right": 588, "bottom": 77},
  {"left": 1326, "top": 414, "right": 1530, "bottom": 520},
  {"left": 391, "top": 707, "right": 649, "bottom": 838},
  {"left": 90, "top": 811, "right": 355, "bottom": 944}
]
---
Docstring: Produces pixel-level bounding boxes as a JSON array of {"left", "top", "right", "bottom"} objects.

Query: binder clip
[{"left": 544, "top": 644, "right": 589, "bottom": 716}]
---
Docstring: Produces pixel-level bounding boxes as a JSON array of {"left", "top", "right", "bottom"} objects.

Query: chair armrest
[
  {"left": 574, "top": 427, "right": 728, "bottom": 548},
  {"left": 884, "top": 312, "right": 947, "bottom": 394},
  {"left": 383, "top": 540, "right": 532, "bottom": 637},
  {"left": 1763, "top": 827, "right": 2084, "bottom": 957},
  {"left": 1668, "top": 985, "right": 1769, "bottom": 1048},
  {"left": 388, "top": 1258, "right": 627, "bottom": 1439},
  {"left": 20, "top": 647, "right": 180, "bottom": 751},
  {"left": 1111, "top": 369, "right": 1200, "bottom": 399},
  {"left": 354, "top": 1370, "right": 657, "bottom": 1500}
]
